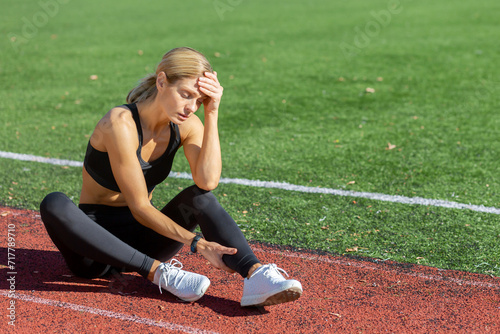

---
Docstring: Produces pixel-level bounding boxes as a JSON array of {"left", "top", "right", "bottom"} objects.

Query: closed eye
[{"left": 179, "top": 88, "right": 206, "bottom": 102}]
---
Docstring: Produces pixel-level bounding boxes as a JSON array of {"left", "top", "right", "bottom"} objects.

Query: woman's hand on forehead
[{"left": 197, "top": 71, "right": 223, "bottom": 114}]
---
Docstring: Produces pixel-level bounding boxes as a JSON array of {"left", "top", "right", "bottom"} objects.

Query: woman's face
[{"left": 158, "top": 75, "right": 207, "bottom": 124}]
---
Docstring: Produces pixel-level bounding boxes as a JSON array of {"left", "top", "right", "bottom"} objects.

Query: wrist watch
[{"left": 190, "top": 235, "right": 202, "bottom": 253}]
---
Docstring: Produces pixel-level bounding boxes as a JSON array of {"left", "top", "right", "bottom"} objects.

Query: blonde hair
[{"left": 126, "top": 47, "right": 213, "bottom": 104}]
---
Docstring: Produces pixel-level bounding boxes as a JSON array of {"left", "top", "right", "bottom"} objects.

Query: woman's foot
[
  {"left": 240, "top": 264, "right": 302, "bottom": 307},
  {"left": 153, "top": 259, "right": 210, "bottom": 302}
]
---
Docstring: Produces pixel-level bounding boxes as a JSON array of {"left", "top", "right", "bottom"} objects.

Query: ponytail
[{"left": 126, "top": 73, "right": 157, "bottom": 104}]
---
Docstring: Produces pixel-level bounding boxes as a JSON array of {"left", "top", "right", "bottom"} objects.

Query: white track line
[
  {"left": 1, "top": 150, "right": 499, "bottom": 214},
  {"left": 0, "top": 290, "right": 219, "bottom": 334},
  {"left": 0, "top": 151, "right": 84, "bottom": 167},
  {"left": 253, "top": 247, "right": 500, "bottom": 290}
]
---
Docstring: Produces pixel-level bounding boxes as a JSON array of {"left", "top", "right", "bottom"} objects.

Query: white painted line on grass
[
  {"left": 1, "top": 150, "right": 499, "bottom": 214},
  {"left": 253, "top": 247, "right": 500, "bottom": 290},
  {"left": 0, "top": 151, "right": 84, "bottom": 167},
  {"left": 0, "top": 290, "right": 219, "bottom": 334},
  {"left": 216, "top": 176, "right": 500, "bottom": 214}
]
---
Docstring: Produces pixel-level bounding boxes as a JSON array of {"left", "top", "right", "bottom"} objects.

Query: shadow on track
[{"left": 0, "top": 247, "right": 269, "bottom": 317}]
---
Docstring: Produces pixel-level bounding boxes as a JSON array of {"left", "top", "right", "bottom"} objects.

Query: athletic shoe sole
[
  {"left": 241, "top": 286, "right": 302, "bottom": 307},
  {"left": 177, "top": 280, "right": 211, "bottom": 302}
]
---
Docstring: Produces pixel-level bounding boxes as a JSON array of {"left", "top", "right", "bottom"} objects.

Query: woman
[{"left": 40, "top": 47, "right": 302, "bottom": 307}]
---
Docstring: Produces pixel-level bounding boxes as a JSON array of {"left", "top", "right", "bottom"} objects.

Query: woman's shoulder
[
  {"left": 107, "top": 105, "right": 134, "bottom": 121},
  {"left": 97, "top": 105, "right": 136, "bottom": 130},
  {"left": 90, "top": 105, "right": 138, "bottom": 150}
]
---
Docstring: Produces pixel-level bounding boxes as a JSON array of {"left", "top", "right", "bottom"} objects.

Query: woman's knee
[
  {"left": 160, "top": 185, "right": 222, "bottom": 227},
  {"left": 40, "top": 192, "right": 70, "bottom": 211},
  {"left": 188, "top": 185, "right": 219, "bottom": 210},
  {"left": 40, "top": 192, "right": 73, "bottom": 224}
]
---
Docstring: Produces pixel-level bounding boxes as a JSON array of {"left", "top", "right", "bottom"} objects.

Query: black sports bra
[{"left": 83, "top": 103, "right": 181, "bottom": 193}]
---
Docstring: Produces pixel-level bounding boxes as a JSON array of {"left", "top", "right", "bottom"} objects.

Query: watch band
[{"left": 190, "top": 235, "right": 202, "bottom": 253}]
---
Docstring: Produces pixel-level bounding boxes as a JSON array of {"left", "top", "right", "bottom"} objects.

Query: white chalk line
[
  {"left": 1, "top": 150, "right": 498, "bottom": 214},
  {"left": 0, "top": 290, "right": 219, "bottom": 334},
  {"left": 253, "top": 247, "right": 500, "bottom": 290}
]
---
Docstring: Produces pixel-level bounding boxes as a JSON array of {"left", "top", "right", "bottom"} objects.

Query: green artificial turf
[{"left": 1, "top": 0, "right": 499, "bottom": 276}]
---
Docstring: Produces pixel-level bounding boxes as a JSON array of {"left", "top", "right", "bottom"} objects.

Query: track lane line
[
  {"left": 1, "top": 150, "right": 498, "bottom": 214},
  {"left": 0, "top": 290, "right": 219, "bottom": 334}
]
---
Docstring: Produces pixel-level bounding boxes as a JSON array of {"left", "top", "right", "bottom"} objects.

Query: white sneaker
[
  {"left": 241, "top": 264, "right": 302, "bottom": 307},
  {"left": 153, "top": 259, "right": 210, "bottom": 302}
]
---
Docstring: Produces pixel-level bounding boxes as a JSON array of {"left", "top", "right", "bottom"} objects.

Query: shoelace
[
  {"left": 157, "top": 259, "right": 184, "bottom": 294},
  {"left": 265, "top": 263, "right": 289, "bottom": 278}
]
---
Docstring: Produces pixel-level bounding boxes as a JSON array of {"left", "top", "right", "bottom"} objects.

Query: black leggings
[{"left": 40, "top": 185, "right": 260, "bottom": 279}]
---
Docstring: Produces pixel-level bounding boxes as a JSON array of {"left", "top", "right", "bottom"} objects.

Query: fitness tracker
[{"left": 190, "top": 235, "right": 202, "bottom": 253}]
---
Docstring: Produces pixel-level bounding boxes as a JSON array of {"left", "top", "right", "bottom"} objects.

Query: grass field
[{"left": 1, "top": 0, "right": 499, "bottom": 276}]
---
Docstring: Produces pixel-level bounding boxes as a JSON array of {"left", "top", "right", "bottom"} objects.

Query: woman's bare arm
[
  {"left": 182, "top": 72, "right": 223, "bottom": 191},
  {"left": 103, "top": 107, "right": 236, "bottom": 272}
]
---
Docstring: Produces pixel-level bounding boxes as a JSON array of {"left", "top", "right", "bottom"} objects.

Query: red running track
[{"left": 1, "top": 206, "right": 499, "bottom": 333}]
